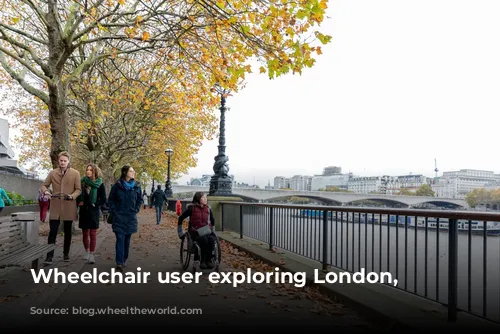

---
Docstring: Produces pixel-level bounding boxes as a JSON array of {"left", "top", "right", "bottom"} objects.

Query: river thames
[{"left": 223, "top": 207, "right": 500, "bottom": 323}]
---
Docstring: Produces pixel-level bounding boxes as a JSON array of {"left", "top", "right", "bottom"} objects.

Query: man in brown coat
[{"left": 40, "top": 151, "right": 82, "bottom": 264}]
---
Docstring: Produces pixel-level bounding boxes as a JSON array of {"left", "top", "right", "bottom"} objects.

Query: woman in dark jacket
[
  {"left": 107, "top": 164, "right": 143, "bottom": 272},
  {"left": 77, "top": 163, "right": 107, "bottom": 264},
  {"left": 177, "top": 192, "right": 215, "bottom": 269}
]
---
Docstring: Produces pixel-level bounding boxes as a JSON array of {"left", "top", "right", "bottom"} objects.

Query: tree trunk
[
  {"left": 48, "top": 83, "right": 70, "bottom": 168},
  {"left": 102, "top": 164, "right": 117, "bottom": 196},
  {"left": 46, "top": 0, "right": 71, "bottom": 168}
]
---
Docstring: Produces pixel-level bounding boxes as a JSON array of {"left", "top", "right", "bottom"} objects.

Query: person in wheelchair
[{"left": 177, "top": 192, "right": 216, "bottom": 269}]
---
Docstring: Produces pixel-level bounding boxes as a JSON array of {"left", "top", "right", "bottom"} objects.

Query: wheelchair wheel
[{"left": 179, "top": 235, "right": 191, "bottom": 270}]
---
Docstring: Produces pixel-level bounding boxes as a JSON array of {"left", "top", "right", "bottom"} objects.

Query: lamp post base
[
  {"left": 165, "top": 180, "right": 173, "bottom": 198},
  {"left": 209, "top": 176, "right": 233, "bottom": 196}
]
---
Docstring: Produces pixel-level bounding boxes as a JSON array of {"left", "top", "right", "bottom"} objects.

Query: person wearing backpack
[{"left": 38, "top": 189, "right": 50, "bottom": 223}]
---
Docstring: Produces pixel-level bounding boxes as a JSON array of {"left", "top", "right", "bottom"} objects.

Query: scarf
[
  {"left": 81, "top": 176, "right": 102, "bottom": 205},
  {"left": 122, "top": 179, "right": 135, "bottom": 190}
]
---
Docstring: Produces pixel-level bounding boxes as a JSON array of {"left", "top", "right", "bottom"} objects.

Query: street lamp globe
[{"left": 165, "top": 148, "right": 173, "bottom": 157}]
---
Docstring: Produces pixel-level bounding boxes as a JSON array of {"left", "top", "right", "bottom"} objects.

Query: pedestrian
[
  {"left": 142, "top": 190, "right": 148, "bottom": 209},
  {"left": 107, "top": 164, "right": 143, "bottom": 272},
  {"left": 40, "top": 151, "right": 82, "bottom": 264},
  {"left": 77, "top": 163, "right": 107, "bottom": 264},
  {"left": 0, "top": 187, "right": 12, "bottom": 213},
  {"left": 177, "top": 192, "right": 216, "bottom": 269},
  {"left": 151, "top": 185, "right": 168, "bottom": 224}
]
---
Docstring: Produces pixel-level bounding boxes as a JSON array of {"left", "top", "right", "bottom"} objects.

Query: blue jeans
[
  {"left": 155, "top": 205, "right": 162, "bottom": 224},
  {"left": 115, "top": 232, "right": 132, "bottom": 265}
]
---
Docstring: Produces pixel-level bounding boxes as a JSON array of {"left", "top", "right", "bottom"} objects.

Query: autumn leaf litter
[{"left": 139, "top": 210, "right": 349, "bottom": 317}]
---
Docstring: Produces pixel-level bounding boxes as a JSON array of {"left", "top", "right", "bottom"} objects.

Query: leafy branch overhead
[{"left": 0, "top": 0, "right": 331, "bottom": 170}]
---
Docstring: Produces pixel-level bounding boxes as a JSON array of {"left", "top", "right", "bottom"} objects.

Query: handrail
[{"left": 219, "top": 201, "right": 500, "bottom": 221}]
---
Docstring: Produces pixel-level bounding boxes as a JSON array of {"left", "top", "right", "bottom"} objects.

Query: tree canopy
[{"left": 0, "top": 0, "right": 331, "bottom": 180}]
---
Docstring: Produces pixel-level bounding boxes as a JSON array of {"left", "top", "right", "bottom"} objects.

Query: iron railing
[{"left": 220, "top": 201, "right": 500, "bottom": 324}]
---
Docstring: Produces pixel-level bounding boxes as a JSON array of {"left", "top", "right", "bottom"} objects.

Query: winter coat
[
  {"left": 151, "top": 189, "right": 168, "bottom": 207},
  {"left": 107, "top": 179, "right": 143, "bottom": 235},
  {"left": 177, "top": 204, "right": 215, "bottom": 232},
  {"left": 40, "top": 167, "right": 82, "bottom": 221},
  {"left": 0, "top": 188, "right": 12, "bottom": 208},
  {"left": 78, "top": 183, "right": 107, "bottom": 230}
]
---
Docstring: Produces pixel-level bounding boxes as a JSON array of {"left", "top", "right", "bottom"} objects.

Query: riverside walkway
[{"left": 0, "top": 209, "right": 382, "bottom": 331}]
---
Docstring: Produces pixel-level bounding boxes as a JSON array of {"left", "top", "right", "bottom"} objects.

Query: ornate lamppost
[
  {"left": 209, "top": 83, "right": 233, "bottom": 196},
  {"left": 165, "top": 148, "right": 173, "bottom": 198}
]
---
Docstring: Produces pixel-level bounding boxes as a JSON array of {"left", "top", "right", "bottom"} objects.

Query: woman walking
[
  {"left": 142, "top": 190, "right": 148, "bottom": 209},
  {"left": 107, "top": 165, "right": 143, "bottom": 272},
  {"left": 77, "top": 163, "right": 107, "bottom": 264}
]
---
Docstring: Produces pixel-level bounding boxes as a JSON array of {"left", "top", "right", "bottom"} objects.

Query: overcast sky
[
  {"left": 3, "top": 1, "right": 500, "bottom": 188},
  {"left": 176, "top": 0, "right": 500, "bottom": 187}
]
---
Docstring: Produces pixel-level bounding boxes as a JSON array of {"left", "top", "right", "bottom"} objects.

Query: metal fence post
[
  {"left": 448, "top": 218, "right": 458, "bottom": 322},
  {"left": 269, "top": 207, "right": 274, "bottom": 250},
  {"left": 322, "top": 210, "right": 328, "bottom": 272},
  {"left": 239, "top": 205, "right": 243, "bottom": 239},
  {"left": 220, "top": 203, "right": 224, "bottom": 231}
]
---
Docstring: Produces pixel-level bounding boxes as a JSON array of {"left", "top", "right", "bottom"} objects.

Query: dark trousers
[
  {"left": 155, "top": 205, "right": 163, "bottom": 223},
  {"left": 47, "top": 220, "right": 73, "bottom": 258},
  {"left": 192, "top": 232, "right": 216, "bottom": 262},
  {"left": 115, "top": 232, "right": 132, "bottom": 265}
]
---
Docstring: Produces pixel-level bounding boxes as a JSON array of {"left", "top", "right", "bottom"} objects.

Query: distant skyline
[
  {"left": 175, "top": 165, "right": 492, "bottom": 188},
  {"left": 2, "top": 1, "right": 500, "bottom": 189}
]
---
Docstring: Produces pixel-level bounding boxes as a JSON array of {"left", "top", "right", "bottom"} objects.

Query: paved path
[{"left": 2, "top": 209, "right": 384, "bottom": 331}]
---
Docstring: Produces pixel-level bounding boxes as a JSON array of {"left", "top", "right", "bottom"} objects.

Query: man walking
[
  {"left": 151, "top": 185, "right": 168, "bottom": 224},
  {"left": 40, "top": 151, "right": 82, "bottom": 264}
]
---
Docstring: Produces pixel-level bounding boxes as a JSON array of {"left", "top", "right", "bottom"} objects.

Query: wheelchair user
[{"left": 177, "top": 192, "right": 216, "bottom": 269}]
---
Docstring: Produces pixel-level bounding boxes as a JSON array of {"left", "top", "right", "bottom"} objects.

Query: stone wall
[{"left": 0, "top": 173, "right": 42, "bottom": 200}]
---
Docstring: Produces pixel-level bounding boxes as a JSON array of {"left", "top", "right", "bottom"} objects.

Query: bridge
[{"left": 171, "top": 185, "right": 468, "bottom": 208}]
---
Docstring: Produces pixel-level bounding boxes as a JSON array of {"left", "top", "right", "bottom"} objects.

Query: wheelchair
[{"left": 179, "top": 224, "right": 221, "bottom": 273}]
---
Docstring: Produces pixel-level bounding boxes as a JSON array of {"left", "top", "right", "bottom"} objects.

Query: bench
[{"left": 0, "top": 215, "right": 55, "bottom": 270}]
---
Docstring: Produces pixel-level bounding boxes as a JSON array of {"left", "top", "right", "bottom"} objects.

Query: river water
[{"left": 223, "top": 207, "right": 500, "bottom": 322}]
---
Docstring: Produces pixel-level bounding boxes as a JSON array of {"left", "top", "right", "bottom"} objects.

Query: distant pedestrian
[
  {"left": 107, "top": 164, "right": 143, "bottom": 272},
  {"left": 142, "top": 190, "right": 148, "bottom": 209},
  {"left": 151, "top": 185, "right": 168, "bottom": 224}
]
